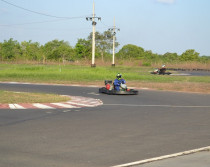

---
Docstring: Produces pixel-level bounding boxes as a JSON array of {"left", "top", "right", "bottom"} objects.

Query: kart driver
[
  {"left": 159, "top": 64, "right": 166, "bottom": 74},
  {"left": 114, "top": 73, "right": 126, "bottom": 91}
]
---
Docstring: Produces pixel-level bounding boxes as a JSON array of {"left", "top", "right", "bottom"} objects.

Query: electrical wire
[
  {"left": 0, "top": 0, "right": 108, "bottom": 32},
  {"left": 0, "top": 18, "right": 82, "bottom": 27},
  {"left": 100, "top": 21, "right": 110, "bottom": 28},
  {"left": 1, "top": 0, "right": 85, "bottom": 19},
  {"left": 0, "top": 21, "right": 107, "bottom": 31}
]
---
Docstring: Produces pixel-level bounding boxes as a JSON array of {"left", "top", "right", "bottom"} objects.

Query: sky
[{"left": 0, "top": 0, "right": 210, "bottom": 56}]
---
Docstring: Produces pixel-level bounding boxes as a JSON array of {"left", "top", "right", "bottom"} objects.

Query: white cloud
[{"left": 156, "top": 0, "right": 176, "bottom": 4}]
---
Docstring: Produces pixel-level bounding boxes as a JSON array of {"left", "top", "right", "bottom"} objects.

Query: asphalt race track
[
  {"left": 172, "top": 70, "right": 210, "bottom": 76},
  {"left": 0, "top": 83, "right": 210, "bottom": 167}
]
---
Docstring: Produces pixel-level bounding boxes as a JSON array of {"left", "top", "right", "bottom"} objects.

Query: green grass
[
  {"left": 0, "top": 64, "right": 209, "bottom": 84},
  {"left": 0, "top": 90, "right": 70, "bottom": 104}
]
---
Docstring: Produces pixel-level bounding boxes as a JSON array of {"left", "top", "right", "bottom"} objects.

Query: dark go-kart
[
  {"left": 99, "top": 80, "right": 138, "bottom": 95},
  {"left": 151, "top": 68, "right": 172, "bottom": 75}
]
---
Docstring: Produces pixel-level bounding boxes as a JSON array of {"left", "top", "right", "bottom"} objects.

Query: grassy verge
[
  {"left": 0, "top": 90, "right": 70, "bottom": 104},
  {"left": 0, "top": 64, "right": 210, "bottom": 93}
]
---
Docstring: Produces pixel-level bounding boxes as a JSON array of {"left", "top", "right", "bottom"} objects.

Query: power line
[
  {"left": 0, "top": 18, "right": 83, "bottom": 27},
  {"left": 0, "top": 0, "right": 85, "bottom": 19},
  {"left": 100, "top": 21, "right": 110, "bottom": 28},
  {"left": 0, "top": 0, "right": 109, "bottom": 31},
  {"left": 0, "top": 24, "right": 93, "bottom": 31}
]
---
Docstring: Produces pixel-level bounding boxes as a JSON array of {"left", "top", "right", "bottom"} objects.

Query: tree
[
  {"left": 0, "top": 43, "right": 2, "bottom": 61},
  {"left": 21, "top": 40, "right": 41, "bottom": 61},
  {"left": 0, "top": 38, "right": 21, "bottom": 60},
  {"left": 180, "top": 49, "right": 199, "bottom": 61},
  {"left": 43, "top": 40, "right": 74, "bottom": 62},
  {"left": 58, "top": 44, "right": 75, "bottom": 63},
  {"left": 162, "top": 52, "right": 179, "bottom": 62},
  {"left": 75, "top": 38, "right": 91, "bottom": 60},
  {"left": 116, "top": 44, "right": 144, "bottom": 60}
]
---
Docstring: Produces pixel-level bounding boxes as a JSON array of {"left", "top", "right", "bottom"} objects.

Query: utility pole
[
  {"left": 86, "top": 1, "right": 101, "bottom": 67},
  {"left": 109, "top": 17, "right": 120, "bottom": 67}
]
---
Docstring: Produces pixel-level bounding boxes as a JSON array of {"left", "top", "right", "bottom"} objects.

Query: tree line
[
  {"left": 0, "top": 31, "right": 209, "bottom": 64},
  {"left": 116, "top": 44, "right": 210, "bottom": 64}
]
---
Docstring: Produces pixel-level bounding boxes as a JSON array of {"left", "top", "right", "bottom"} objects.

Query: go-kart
[
  {"left": 150, "top": 68, "right": 172, "bottom": 75},
  {"left": 99, "top": 80, "right": 138, "bottom": 95}
]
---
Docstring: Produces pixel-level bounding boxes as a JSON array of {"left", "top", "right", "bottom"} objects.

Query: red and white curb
[{"left": 0, "top": 96, "right": 103, "bottom": 109}]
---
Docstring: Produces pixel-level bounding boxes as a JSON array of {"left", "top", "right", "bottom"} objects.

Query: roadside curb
[{"left": 0, "top": 95, "right": 103, "bottom": 109}]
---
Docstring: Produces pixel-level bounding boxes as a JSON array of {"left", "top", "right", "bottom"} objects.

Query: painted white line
[
  {"left": 104, "top": 104, "right": 210, "bottom": 108},
  {"left": 66, "top": 101, "right": 95, "bottom": 107},
  {"left": 171, "top": 74, "right": 191, "bottom": 76},
  {"left": 88, "top": 92, "right": 100, "bottom": 95},
  {"left": 70, "top": 84, "right": 80, "bottom": 87},
  {"left": 88, "top": 85, "right": 98, "bottom": 87},
  {"left": 112, "top": 146, "right": 210, "bottom": 167},
  {"left": 171, "top": 105, "right": 210, "bottom": 108},
  {"left": 62, "top": 110, "right": 71, "bottom": 113},
  {"left": 51, "top": 103, "right": 80, "bottom": 108},
  {"left": 33, "top": 103, "right": 55, "bottom": 109},
  {"left": 141, "top": 88, "right": 149, "bottom": 90},
  {"left": 104, "top": 104, "right": 171, "bottom": 107},
  {"left": 7, "top": 82, "right": 19, "bottom": 84}
]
